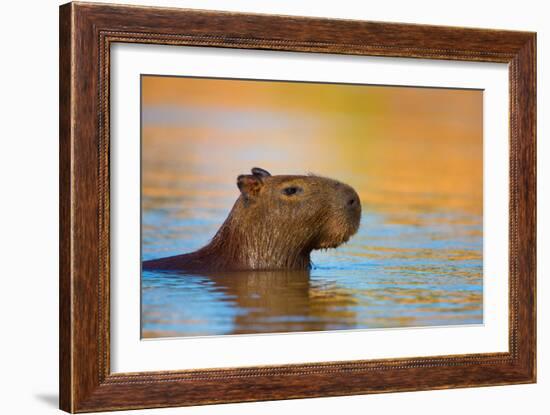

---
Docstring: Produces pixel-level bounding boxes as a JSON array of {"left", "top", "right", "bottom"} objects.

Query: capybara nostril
[{"left": 347, "top": 197, "right": 356, "bottom": 207}]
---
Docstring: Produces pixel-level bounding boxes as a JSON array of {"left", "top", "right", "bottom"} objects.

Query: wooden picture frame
[{"left": 59, "top": 2, "right": 536, "bottom": 412}]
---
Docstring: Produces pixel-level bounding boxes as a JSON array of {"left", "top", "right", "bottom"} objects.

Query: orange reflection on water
[{"left": 140, "top": 75, "right": 483, "bottom": 337}]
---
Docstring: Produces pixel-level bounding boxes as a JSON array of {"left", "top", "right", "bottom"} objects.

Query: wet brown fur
[{"left": 142, "top": 168, "right": 361, "bottom": 271}]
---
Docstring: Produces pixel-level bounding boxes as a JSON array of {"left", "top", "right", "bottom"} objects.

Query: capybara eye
[{"left": 282, "top": 186, "right": 301, "bottom": 196}]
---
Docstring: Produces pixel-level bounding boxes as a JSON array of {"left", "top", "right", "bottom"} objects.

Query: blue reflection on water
[{"left": 142, "top": 208, "right": 482, "bottom": 338}]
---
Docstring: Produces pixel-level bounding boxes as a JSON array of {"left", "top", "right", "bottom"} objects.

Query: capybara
[{"left": 142, "top": 167, "right": 361, "bottom": 271}]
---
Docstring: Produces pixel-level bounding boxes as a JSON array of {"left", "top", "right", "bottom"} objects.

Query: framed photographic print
[{"left": 59, "top": 2, "right": 536, "bottom": 412}]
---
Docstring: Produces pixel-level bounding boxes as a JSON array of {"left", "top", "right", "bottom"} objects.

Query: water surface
[{"left": 141, "top": 77, "right": 483, "bottom": 338}]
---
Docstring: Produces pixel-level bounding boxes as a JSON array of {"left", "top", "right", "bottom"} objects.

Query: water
[
  {"left": 140, "top": 78, "right": 483, "bottom": 338},
  {"left": 142, "top": 208, "right": 482, "bottom": 337}
]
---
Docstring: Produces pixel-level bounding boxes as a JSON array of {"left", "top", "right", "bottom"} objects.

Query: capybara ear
[
  {"left": 237, "top": 174, "right": 263, "bottom": 199},
  {"left": 251, "top": 167, "right": 271, "bottom": 178}
]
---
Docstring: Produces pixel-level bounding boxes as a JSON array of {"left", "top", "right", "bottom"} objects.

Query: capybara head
[
  {"left": 233, "top": 167, "right": 361, "bottom": 253},
  {"left": 143, "top": 167, "right": 362, "bottom": 271}
]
